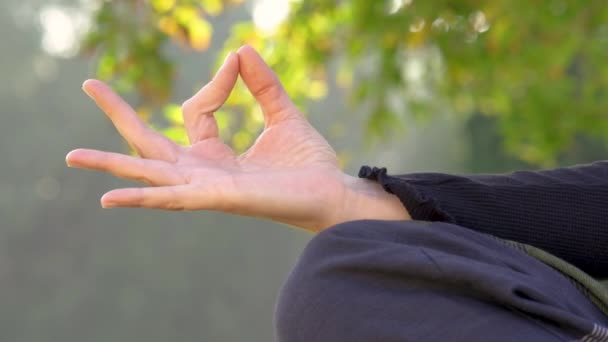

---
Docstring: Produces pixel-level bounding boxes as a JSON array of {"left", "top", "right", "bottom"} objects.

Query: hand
[{"left": 66, "top": 46, "right": 409, "bottom": 232}]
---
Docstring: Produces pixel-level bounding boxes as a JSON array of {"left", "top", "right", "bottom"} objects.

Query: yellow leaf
[
  {"left": 158, "top": 16, "right": 179, "bottom": 36},
  {"left": 163, "top": 126, "right": 189, "bottom": 145},
  {"left": 164, "top": 104, "right": 183, "bottom": 124},
  {"left": 174, "top": 5, "right": 198, "bottom": 24},
  {"left": 307, "top": 80, "right": 328, "bottom": 99},
  {"left": 201, "top": 0, "right": 223, "bottom": 16},
  {"left": 310, "top": 13, "right": 330, "bottom": 34},
  {"left": 151, "top": 0, "right": 176, "bottom": 13},
  {"left": 249, "top": 106, "right": 264, "bottom": 124},
  {"left": 188, "top": 19, "right": 212, "bottom": 50}
]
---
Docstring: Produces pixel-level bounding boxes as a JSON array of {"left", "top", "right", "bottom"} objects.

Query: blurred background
[{"left": 1, "top": 0, "right": 607, "bottom": 341}]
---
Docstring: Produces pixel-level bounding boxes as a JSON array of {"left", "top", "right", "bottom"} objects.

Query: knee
[
  {"left": 274, "top": 220, "right": 368, "bottom": 341},
  {"left": 274, "top": 220, "right": 420, "bottom": 341}
]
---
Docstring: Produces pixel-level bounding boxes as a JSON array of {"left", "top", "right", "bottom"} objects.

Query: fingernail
[
  {"left": 100, "top": 194, "right": 113, "bottom": 208},
  {"left": 82, "top": 80, "right": 97, "bottom": 98}
]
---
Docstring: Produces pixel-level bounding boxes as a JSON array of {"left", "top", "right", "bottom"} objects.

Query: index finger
[
  {"left": 82, "top": 79, "right": 179, "bottom": 161},
  {"left": 237, "top": 45, "right": 302, "bottom": 128}
]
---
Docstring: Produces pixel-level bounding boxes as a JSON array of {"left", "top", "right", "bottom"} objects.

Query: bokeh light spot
[
  {"left": 252, "top": 0, "right": 298, "bottom": 34},
  {"left": 38, "top": 4, "right": 92, "bottom": 58}
]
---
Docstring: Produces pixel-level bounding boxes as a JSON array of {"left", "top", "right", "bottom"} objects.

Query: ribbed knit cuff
[{"left": 358, "top": 165, "right": 454, "bottom": 222}]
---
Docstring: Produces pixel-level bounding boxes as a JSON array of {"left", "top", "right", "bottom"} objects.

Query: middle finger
[{"left": 66, "top": 148, "right": 185, "bottom": 186}]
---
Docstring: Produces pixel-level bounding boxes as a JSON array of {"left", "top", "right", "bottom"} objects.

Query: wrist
[{"left": 327, "top": 174, "right": 411, "bottom": 229}]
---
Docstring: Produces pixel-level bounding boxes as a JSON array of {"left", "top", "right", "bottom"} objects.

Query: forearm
[{"left": 357, "top": 163, "right": 608, "bottom": 278}]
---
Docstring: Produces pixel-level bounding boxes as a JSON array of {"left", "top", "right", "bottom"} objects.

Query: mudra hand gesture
[{"left": 66, "top": 46, "right": 409, "bottom": 232}]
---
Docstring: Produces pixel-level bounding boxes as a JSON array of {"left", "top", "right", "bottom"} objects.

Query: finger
[
  {"left": 101, "top": 184, "right": 230, "bottom": 211},
  {"left": 182, "top": 52, "right": 239, "bottom": 143},
  {"left": 66, "top": 148, "right": 184, "bottom": 186},
  {"left": 236, "top": 45, "right": 301, "bottom": 127},
  {"left": 82, "top": 79, "right": 178, "bottom": 161}
]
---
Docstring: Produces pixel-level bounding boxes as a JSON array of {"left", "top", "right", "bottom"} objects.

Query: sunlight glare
[
  {"left": 388, "top": 0, "right": 413, "bottom": 15},
  {"left": 409, "top": 18, "right": 426, "bottom": 33},
  {"left": 252, "top": 0, "right": 298, "bottom": 34},
  {"left": 39, "top": 5, "right": 91, "bottom": 58},
  {"left": 470, "top": 11, "right": 490, "bottom": 33},
  {"left": 404, "top": 57, "right": 424, "bottom": 83}
]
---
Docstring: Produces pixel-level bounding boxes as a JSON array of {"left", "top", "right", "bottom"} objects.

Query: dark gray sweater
[{"left": 359, "top": 161, "right": 608, "bottom": 278}]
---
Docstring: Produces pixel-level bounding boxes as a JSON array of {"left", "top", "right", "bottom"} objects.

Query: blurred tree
[{"left": 82, "top": 0, "right": 608, "bottom": 166}]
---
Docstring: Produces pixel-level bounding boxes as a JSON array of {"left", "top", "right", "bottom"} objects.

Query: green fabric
[{"left": 501, "top": 239, "right": 608, "bottom": 317}]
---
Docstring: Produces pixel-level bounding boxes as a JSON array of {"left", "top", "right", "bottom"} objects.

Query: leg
[{"left": 275, "top": 220, "right": 608, "bottom": 342}]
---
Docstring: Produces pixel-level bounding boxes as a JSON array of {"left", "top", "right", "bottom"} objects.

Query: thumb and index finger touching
[
  {"left": 74, "top": 45, "right": 296, "bottom": 155},
  {"left": 99, "top": 47, "right": 302, "bottom": 211},
  {"left": 183, "top": 45, "right": 300, "bottom": 143},
  {"left": 67, "top": 47, "right": 293, "bottom": 164},
  {"left": 68, "top": 46, "right": 303, "bottom": 210}
]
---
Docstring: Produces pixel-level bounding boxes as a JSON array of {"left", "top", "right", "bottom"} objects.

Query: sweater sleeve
[{"left": 358, "top": 162, "right": 608, "bottom": 278}]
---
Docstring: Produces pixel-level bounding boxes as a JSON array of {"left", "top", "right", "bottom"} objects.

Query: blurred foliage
[{"left": 82, "top": 0, "right": 608, "bottom": 166}]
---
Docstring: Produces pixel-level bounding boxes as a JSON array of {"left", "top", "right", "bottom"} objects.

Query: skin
[{"left": 65, "top": 45, "right": 410, "bottom": 232}]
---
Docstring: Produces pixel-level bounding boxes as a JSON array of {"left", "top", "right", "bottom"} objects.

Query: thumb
[{"left": 237, "top": 45, "right": 301, "bottom": 127}]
